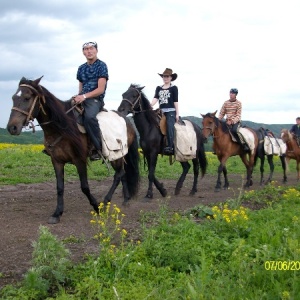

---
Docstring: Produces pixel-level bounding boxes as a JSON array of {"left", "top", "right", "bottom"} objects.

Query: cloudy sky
[{"left": 1, "top": 0, "right": 299, "bottom": 130}]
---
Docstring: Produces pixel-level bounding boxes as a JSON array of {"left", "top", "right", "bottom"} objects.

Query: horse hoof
[
  {"left": 143, "top": 195, "right": 152, "bottom": 202},
  {"left": 175, "top": 189, "right": 180, "bottom": 196},
  {"left": 189, "top": 190, "right": 196, "bottom": 196},
  {"left": 48, "top": 216, "right": 60, "bottom": 224},
  {"left": 122, "top": 201, "right": 130, "bottom": 207},
  {"left": 161, "top": 189, "right": 167, "bottom": 197},
  {"left": 214, "top": 188, "right": 221, "bottom": 192}
]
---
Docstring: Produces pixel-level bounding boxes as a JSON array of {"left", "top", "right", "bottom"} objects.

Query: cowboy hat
[{"left": 158, "top": 68, "right": 177, "bottom": 81}]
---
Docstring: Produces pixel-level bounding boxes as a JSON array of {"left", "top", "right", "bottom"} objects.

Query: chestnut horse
[
  {"left": 281, "top": 129, "right": 300, "bottom": 180},
  {"left": 6, "top": 77, "right": 140, "bottom": 224},
  {"left": 118, "top": 84, "right": 207, "bottom": 199},
  {"left": 201, "top": 111, "right": 258, "bottom": 191}
]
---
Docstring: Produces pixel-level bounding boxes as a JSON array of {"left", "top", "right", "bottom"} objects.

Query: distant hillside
[{"left": 1, "top": 117, "right": 293, "bottom": 145}]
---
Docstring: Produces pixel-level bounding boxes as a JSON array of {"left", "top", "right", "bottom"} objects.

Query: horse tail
[
  {"left": 193, "top": 122, "right": 208, "bottom": 177},
  {"left": 198, "top": 135, "right": 208, "bottom": 178},
  {"left": 124, "top": 133, "right": 140, "bottom": 198}
]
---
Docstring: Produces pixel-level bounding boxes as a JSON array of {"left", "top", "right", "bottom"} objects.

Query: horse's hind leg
[
  {"left": 104, "top": 169, "right": 124, "bottom": 204},
  {"left": 259, "top": 156, "right": 265, "bottom": 185},
  {"left": 266, "top": 155, "right": 274, "bottom": 184},
  {"left": 48, "top": 163, "right": 65, "bottom": 224},
  {"left": 175, "top": 162, "right": 191, "bottom": 195}
]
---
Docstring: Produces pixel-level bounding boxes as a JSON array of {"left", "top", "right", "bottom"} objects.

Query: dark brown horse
[
  {"left": 255, "top": 128, "right": 287, "bottom": 184},
  {"left": 281, "top": 129, "right": 300, "bottom": 180},
  {"left": 201, "top": 111, "right": 258, "bottom": 191},
  {"left": 6, "top": 77, "right": 140, "bottom": 224},
  {"left": 118, "top": 84, "right": 207, "bottom": 199}
]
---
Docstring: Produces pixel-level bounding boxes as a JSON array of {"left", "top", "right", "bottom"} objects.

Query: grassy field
[
  {"left": 0, "top": 144, "right": 299, "bottom": 299},
  {"left": 0, "top": 143, "right": 296, "bottom": 185}
]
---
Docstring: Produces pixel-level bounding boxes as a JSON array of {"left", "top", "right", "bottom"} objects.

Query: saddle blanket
[
  {"left": 174, "top": 120, "right": 197, "bottom": 162},
  {"left": 96, "top": 111, "right": 128, "bottom": 161},
  {"left": 239, "top": 127, "right": 256, "bottom": 154},
  {"left": 264, "top": 136, "right": 286, "bottom": 156}
]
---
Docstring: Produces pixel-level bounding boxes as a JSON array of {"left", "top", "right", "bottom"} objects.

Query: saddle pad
[
  {"left": 264, "top": 136, "right": 286, "bottom": 156},
  {"left": 174, "top": 120, "right": 197, "bottom": 162},
  {"left": 239, "top": 128, "right": 256, "bottom": 154},
  {"left": 97, "top": 111, "right": 128, "bottom": 161}
]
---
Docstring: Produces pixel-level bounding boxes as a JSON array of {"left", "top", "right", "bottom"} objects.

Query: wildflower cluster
[
  {"left": 90, "top": 203, "right": 127, "bottom": 253},
  {"left": 283, "top": 188, "right": 300, "bottom": 201},
  {"left": 211, "top": 204, "right": 249, "bottom": 224}
]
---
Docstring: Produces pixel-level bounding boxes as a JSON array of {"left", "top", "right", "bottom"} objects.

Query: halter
[
  {"left": 203, "top": 116, "right": 218, "bottom": 138},
  {"left": 121, "top": 87, "right": 151, "bottom": 115},
  {"left": 11, "top": 84, "right": 47, "bottom": 126}
]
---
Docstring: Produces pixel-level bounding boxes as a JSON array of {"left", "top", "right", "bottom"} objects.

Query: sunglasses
[{"left": 82, "top": 42, "right": 97, "bottom": 49}]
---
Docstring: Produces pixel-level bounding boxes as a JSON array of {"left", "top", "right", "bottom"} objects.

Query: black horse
[
  {"left": 118, "top": 84, "right": 207, "bottom": 199},
  {"left": 7, "top": 77, "right": 140, "bottom": 224},
  {"left": 255, "top": 128, "right": 287, "bottom": 184}
]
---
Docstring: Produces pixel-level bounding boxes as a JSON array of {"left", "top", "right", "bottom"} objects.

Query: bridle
[
  {"left": 11, "top": 84, "right": 46, "bottom": 127},
  {"left": 121, "top": 88, "right": 151, "bottom": 115},
  {"left": 203, "top": 116, "right": 217, "bottom": 138}
]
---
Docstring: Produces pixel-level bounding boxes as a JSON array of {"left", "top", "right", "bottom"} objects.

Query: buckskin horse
[
  {"left": 281, "top": 129, "right": 300, "bottom": 181},
  {"left": 6, "top": 77, "right": 140, "bottom": 224},
  {"left": 201, "top": 111, "right": 258, "bottom": 191},
  {"left": 255, "top": 128, "right": 287, "bottom": 184},
  {"left": 118, "top": 84, "right": 207, "bottom": 199}
]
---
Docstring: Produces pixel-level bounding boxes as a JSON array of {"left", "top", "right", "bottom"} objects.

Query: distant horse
[
  {"left": 6, "top": 77, "right": 140, "bottom": 224},
  {"left": 255, "top": 128, "right": 287, "bottom": 184},
  {"left": 201, "top": 111, "right": 258, "bottom": 191},
  {"left": 118, "top": 84, "right": 208, "bottom": 199},
  {"left": 281, "top": 129, "right": 300, "bottom": 181}
]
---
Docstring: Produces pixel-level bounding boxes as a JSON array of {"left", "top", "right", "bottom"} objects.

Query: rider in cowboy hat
[{"left": 150, "top": 68, "right": 179, "bottom": 154}]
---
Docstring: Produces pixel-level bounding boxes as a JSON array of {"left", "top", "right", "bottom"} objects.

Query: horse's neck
[{"left": 133, "top": 112, "right": 158, "bottom": 137}]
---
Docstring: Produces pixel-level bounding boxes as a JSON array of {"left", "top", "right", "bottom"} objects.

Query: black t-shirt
[{"left": 154, "top": 85, "right": 178, "bottom": 110}]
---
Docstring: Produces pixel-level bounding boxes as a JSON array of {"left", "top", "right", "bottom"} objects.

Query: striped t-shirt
[{"left": 218, "top": 99, "right": 242, "bottom": 124}]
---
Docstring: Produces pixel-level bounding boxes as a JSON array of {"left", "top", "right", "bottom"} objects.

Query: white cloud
[{"left": 1, "top": 0, "right": 300, "bottom": 130}]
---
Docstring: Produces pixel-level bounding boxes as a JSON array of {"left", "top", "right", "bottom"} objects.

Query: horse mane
[
  {"left": 20, "top": 78, "right": 86, "bottom": 162},
  {"left": 203, "top": 112, "right": 229, "bottom": 133},
  {"left": 130, "top": 84, "right": 158, "bottom": 126}
]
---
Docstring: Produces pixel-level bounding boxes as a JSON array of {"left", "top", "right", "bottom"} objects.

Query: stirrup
[{"left": 97, "top": 150, "right": 111, "bottom": 173}]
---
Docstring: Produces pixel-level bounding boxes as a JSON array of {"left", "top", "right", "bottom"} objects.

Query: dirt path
[{"left": 0, "top": 173, "right": 298, "bottom": 287}]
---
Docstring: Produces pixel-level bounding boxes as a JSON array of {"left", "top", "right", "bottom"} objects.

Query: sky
[{"left": 1, "top": 0, "right": 300, "bottom": 130}]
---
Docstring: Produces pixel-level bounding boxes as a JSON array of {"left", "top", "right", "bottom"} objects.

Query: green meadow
[{"left": 0, "top": 144, "right": 299, "bottom": 300}]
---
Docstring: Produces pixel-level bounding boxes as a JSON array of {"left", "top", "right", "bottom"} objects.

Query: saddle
[{"left": 155, "top": 109, "right": 167, "bottom": 135}]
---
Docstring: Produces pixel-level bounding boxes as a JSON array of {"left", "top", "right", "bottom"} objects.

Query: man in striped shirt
[{"left": 218, "top": 88, "right": 249, "bottom": 151}]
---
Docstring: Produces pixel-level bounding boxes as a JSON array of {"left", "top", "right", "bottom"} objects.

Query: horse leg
[
  {"left": 175, "top": 162, "right": 191, "bottom": 195},
  {"left": 145, "top": 153, "right": 167, "bottom": 199},
  {"left": 104, "top": 161, "right": 124, "bottom": 204},
  {"left": 222, "top": 165, "right": 229, "bottom": 189},
  {"left": 297, "top": 160, "right": 300, "bottom": 181},
  {"left": 215, "top": 163, "right": 224, "bottom": 192},
  {"left": 190, "top": 159, "right": 200, "bottom": 195},
  {"left": 259, "top": 156, "right": 265, "bottom": 185},
  {"left": 48, "top": 162, "right": 65, "bottom": 224},
  {"left": 75, "top": 162, "right": 99, "bottom": 213},
  {"left": 266, "top": 155, "right": 274, "bottom": 184},
  {"left": 240, "top": 154, "right": 252, "bottom": 188},
  {"left": 280, "top": 155, "right": 287, "bottom": 183}
]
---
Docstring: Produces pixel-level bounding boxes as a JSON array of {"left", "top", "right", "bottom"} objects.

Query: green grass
[
  {"left": 1, "top": 186, "right": 299, "bottom": 299},
  {"left": 0, "top": 144, "right": 297, "bottom": 185}
]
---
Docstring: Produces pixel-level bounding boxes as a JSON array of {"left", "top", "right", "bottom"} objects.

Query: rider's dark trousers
[
  {"left": 164, "top": 111, "right": 176, "bottom": 148},
  {"left": 82, "top": 98, "right": 104, "bottom": 151}
]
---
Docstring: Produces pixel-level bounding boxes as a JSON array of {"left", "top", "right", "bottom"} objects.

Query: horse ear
[
  {"left": 200, "top": 113, "right": 205, "bottom": 118},
  {"left": 138, "top": 86, "right": 145, "bottom": 91},
  {"left": 33, "top": 76, "right": 44, "bottom": 86},
  {"left": 213, "top": 110, "right": 218, "bottom": 116}
]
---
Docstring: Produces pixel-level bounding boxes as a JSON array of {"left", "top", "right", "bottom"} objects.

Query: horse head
[
  {"left": 281, "top": 129, "right": 292, "bottom": 143},
  {"left": 7, "top": 76, "right": 45, "bottom": 135},
  {"left": 118, "top": 84, "right": 145, "bottom": 117},
  {"left": 200, "top": 110, "right": 218, "bottom": 138}
]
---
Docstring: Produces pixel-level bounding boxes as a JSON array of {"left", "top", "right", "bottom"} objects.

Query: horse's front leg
[
  {"left": 259, "top": 155, "right": 265, "bottom": 185},
  {"left": 75, "top": 161, "right": 99, "bottom": 213},
  {"left": 241, "top": 154, "right": 253, "bottom": 188},
  {"left": 280, "top": 155, "right": 287, "bottom": 183},
  {"left": 215, "top": 163, "right": 224, "bottom": 192},
  {"left": 175, "top": 162, "right": 191, "bottom": 195},
  {"left": 48, "top": 162, "right": 65, "bottom": 224},
  {"left": 189, "top": 159, "right": 199, "bottom": 195}
]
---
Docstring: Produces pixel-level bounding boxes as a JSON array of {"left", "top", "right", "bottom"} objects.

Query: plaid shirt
[{"left": 218, "top": 99, "right": 242, "bottom": 124}]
